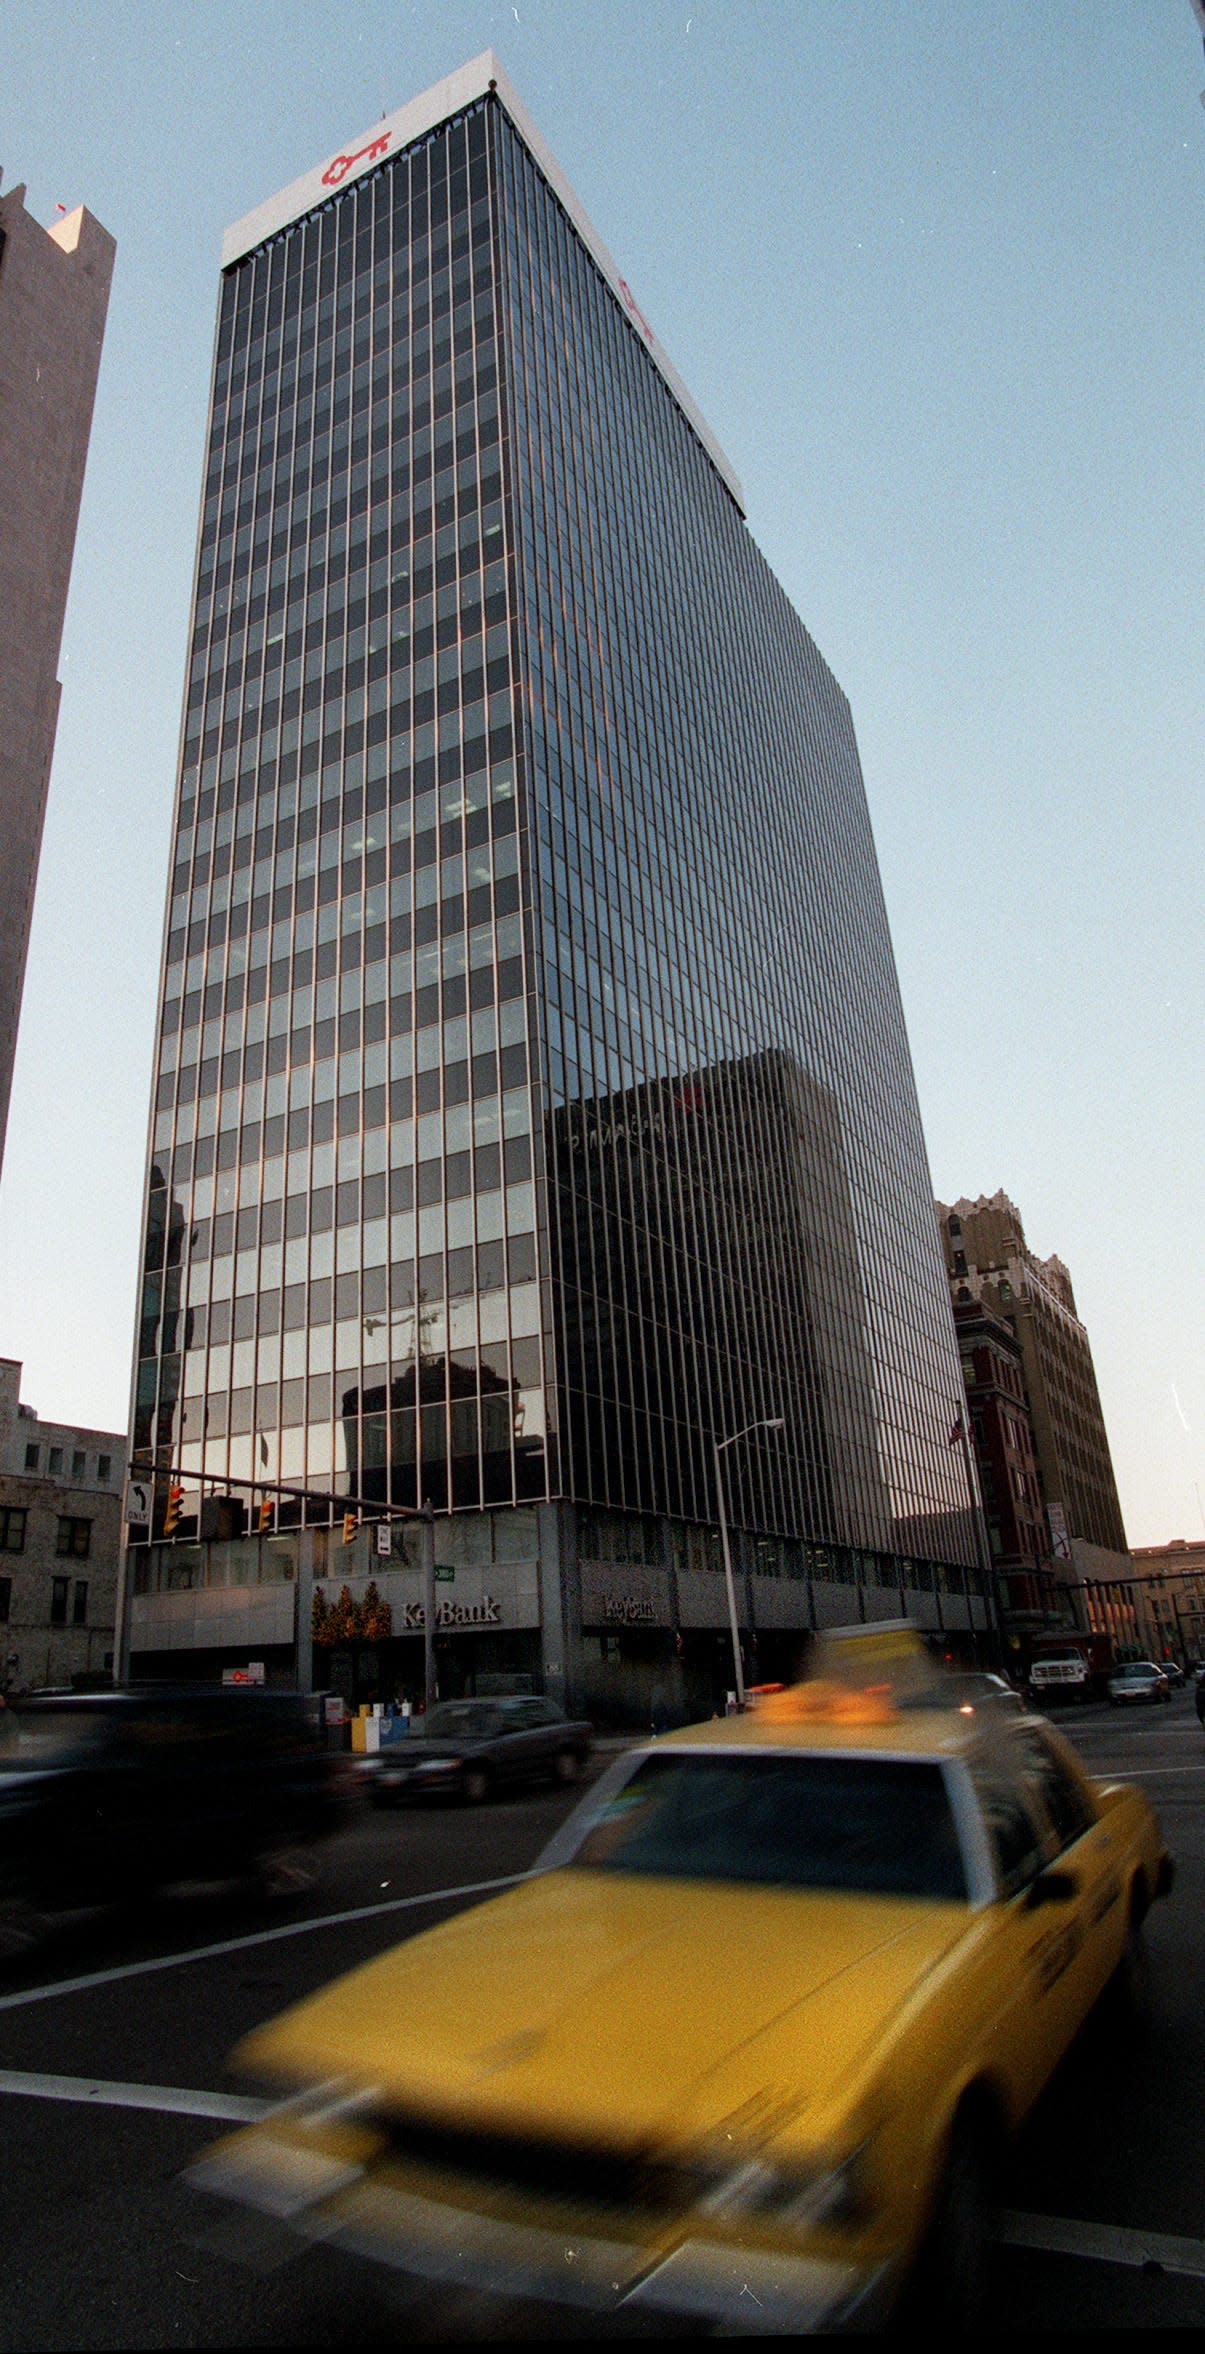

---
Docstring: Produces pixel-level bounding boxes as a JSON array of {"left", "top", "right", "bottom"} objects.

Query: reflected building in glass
[{"left": 122, "top": 55, "right": 986, "bottom": 1716}]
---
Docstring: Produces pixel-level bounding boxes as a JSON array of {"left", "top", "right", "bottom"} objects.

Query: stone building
[
  {"left": 0, "top": 1358, "right": 125, "bottom": 1690},
  {"left": 0, "top": 178, "right": 114, "bottom": 1176}
]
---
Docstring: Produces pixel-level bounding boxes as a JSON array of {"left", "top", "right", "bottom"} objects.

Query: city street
[{"left": 2, "top": 1698, "right": 1204, "bottom": 2343}]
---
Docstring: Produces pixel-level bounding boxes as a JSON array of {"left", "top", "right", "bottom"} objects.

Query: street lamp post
[
  {"left": 713, "top": 1417, "right": 784, "bottom": 1709},
  {"left": 364, "top": 1302, "right": 437, "bottom": 1712},
  {"left": 420, "top": 1499, "right": 437, "bottom": 1714}
]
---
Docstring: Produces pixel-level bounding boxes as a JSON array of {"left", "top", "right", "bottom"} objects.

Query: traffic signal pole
[{"left": 121, "top": 1467, "right": 433, "bottom": 1695}]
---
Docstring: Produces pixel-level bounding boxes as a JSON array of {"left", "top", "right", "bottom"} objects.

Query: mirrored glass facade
[{"left": 128, "top": 71, "right": 981, "bottom": 1701}]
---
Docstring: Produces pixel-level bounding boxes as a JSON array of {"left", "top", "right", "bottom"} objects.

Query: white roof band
[{"left": 220, "top": 49, "right": 744, "bottom": 515}]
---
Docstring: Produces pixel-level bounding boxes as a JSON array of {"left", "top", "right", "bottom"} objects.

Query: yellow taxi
[{"left": 189, "top": 1631, "right": 1172, "bottom": 2332}]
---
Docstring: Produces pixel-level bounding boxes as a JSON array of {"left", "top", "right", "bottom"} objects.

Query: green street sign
[{"left": 434, "top": 1565, "right": 455, "bottom": 1583}]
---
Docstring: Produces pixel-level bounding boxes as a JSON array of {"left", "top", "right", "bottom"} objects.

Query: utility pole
[{"left": 714, "top": 1439, "right": 745, "bottom": 1709}]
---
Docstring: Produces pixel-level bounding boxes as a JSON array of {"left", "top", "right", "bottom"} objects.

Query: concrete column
[{"left": 114, "top": 1535, "right": 134, "bottom": 1684}]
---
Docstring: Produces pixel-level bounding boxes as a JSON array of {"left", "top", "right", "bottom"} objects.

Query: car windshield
[
  {"left": 568, "top": 1751, "right": 967, "bottom": 1900},
  {"left": 421, "top": 1702, "right": 504, "bottom": 1741}
]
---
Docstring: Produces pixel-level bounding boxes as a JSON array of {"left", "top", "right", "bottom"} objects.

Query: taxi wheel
[
  {"left": 462, "top": 1766, "right": 492, "bottom": 1805},
  {"left": 0, "top": 1896, "right": 49, "bottom": 1960},
  {"left": 903, "top": 2118, "right": 991, "bottom": 2332}
]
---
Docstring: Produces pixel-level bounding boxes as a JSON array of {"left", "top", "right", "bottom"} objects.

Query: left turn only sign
[{"left": 125, "top": 1478, "right": 152, "bottom": 1526}]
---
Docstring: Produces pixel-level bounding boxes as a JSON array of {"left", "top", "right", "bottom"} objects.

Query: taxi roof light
[
  {"left": 749, "top": 1621, "right": 986, "bottom": 1724},
  {"left": 754, "top": 1679, "right": 898, "bottom": 1726}
]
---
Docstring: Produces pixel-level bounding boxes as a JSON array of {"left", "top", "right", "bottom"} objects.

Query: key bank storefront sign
[
  {"left": 398, "top": 1595, "right": 502, "bottom": 1630},
  {"left": 579, "top": 1563, "right": 672, "bottom": 1629},
  {"left": 319, "top": 1562, "right": 540, "bottom": 1634}
]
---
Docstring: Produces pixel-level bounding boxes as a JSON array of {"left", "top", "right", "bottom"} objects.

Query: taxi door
[
  {"left": 962, "top": 1746, "right": 1083, "bottom": 2112},
  {"left": 1007, "top": 1722, "right": 1126, "bottom": 2016}
]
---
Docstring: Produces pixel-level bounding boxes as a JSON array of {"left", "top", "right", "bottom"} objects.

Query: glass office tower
[{"left": 125, "top": 57, "right": 984, "bottom": 1715}]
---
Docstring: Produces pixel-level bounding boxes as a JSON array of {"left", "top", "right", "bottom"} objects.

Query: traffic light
[
  {"left": 163, "top": 1483, "right": 183, "bottom": 1539},
  {"left": 257, "top": 1493, "right": 274, "bottom": 1535},
  {"left": 342, "top": 1511, "right": 358, "bottom": 1546}
]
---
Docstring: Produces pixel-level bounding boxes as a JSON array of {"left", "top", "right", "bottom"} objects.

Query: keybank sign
[{"left": 398, "top": 1595, "right": 502, "bottom": 1630}]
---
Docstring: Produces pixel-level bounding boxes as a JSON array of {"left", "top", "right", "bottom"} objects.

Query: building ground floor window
[{"left": 315, "top": 1626, "right": 542, "bottom": 1713}]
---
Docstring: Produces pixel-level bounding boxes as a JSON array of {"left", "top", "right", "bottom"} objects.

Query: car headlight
[
  {"left": 700, "top": 2141, "right": 871, "bottom": 2232},
  {"left": 266, "top": 2076, "right": 384, "bottom": 2129}
]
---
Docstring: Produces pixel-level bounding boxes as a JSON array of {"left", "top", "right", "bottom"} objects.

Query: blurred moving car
[
  {"left": 1160, "top": 1661, "right": 1185, "bottom": 1689},
  {"left": 899, "top": 1669, "right": 1024, "bottom": 1717},
  {"left": 1107, "top": 1661, "right": 1171, "bottom": 1706},
  {"left": 361, "top": 1696, "right": 593, "bottom": 1806},
  {"left": 0, "top": 1686, "right": 348, "bottom": 1945},
  {"left": 1195, "top": 1673, "right": 1205, "bottom": 1727},
  {"left": 190, "top": 1671, "right": 1171, "bottom": 2334}
]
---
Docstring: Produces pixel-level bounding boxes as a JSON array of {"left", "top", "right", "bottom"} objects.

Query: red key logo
[{"left": 322, "top": 133, "right": 392, "bottom": 188}]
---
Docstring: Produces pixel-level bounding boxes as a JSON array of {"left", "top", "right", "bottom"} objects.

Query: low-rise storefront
[{"left": 122, "top": 1496, "right": 989, "bottom": 1722}]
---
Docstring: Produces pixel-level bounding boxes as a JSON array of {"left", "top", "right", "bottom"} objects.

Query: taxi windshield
[{"left": 571, "top": 1751, "right": 967, "bottom": 1900}]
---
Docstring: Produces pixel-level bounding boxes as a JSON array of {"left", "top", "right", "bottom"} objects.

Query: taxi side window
[
  {"left": 966, "top": 1754, "right": 1051, "bottom": 1900},
  {"left": 1011, "top": 1728, "right": 1097, "bottom": 1853}
]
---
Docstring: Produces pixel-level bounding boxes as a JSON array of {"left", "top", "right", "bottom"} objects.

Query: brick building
[
  {"left": 1128, "top": 1539, "right": 1205, "bottom": 1667},
  {"left": 936, "top": 1194, "right": 1130, "bottom": 1606},
  {"left": 951, "top": 1295, "right": 1064, "bottom": 1633}
]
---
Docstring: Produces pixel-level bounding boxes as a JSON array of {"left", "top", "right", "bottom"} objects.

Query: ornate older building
[{"left": 937, "top": 1191, "right": 1130, "bottom": 1611}]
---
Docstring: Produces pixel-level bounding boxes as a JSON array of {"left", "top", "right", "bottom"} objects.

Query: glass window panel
[
  {"left": 505, "top": 1183, "right": 534, "bottom": 1233},
  {"left": 508, "top": 1284, "right": 540, "bottom": 1338}
]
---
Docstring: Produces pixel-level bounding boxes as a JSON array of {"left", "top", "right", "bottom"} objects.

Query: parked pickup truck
[{"left": 1026, "top": 1652, "right": 1092, "bottom": 1703}]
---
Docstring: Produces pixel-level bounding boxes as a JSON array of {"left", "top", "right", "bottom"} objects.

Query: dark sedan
[
  {"left": 363, "top": 1696, "right": 594, "bottom": 1806},
  {"left": 0, "top": 1687, "right": 349, "bottom": 1949}
]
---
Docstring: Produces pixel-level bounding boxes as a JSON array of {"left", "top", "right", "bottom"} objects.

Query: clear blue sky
[{"left": 1, "top": 1, "right": 1201, "bottom": 1546}]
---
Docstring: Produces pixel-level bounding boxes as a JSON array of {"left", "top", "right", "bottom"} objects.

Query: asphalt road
[{"left": 1, "top": 1699, "right": 1203, "bottom": 2344}]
